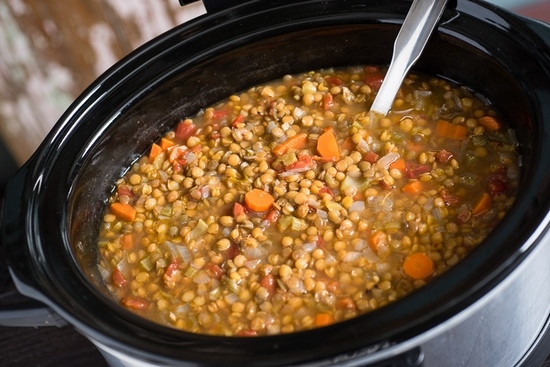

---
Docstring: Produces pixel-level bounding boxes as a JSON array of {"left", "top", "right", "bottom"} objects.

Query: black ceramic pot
[{"left": 2, "top": 1, "right": 550, "bottom": 366}]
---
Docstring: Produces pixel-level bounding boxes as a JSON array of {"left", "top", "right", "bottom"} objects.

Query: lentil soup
[{"left": 97, "top": 66, "right": 520, "bottom": 336}]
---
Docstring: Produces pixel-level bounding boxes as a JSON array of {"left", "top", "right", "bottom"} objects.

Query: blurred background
[{"left": 0, "top": 0, "right": 549, "bottom": 187}]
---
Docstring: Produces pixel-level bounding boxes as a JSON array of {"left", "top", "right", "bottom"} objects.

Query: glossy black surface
[{"left": 2, "top": 0, "right": 550, "bottom": 366}]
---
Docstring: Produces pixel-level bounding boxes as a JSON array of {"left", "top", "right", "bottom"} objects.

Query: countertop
[{"left": 1, "top": 1, "right": 550, "bottom": 366}]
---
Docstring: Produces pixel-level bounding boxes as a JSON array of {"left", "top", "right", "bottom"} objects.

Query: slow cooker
[{"left": 2, "top": 0, "right": 550, "bottom": 366}]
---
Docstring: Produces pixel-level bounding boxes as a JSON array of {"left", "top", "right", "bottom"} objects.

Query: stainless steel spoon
[{"left": 369, "top": 0, "right": 449, "bottom": 120}]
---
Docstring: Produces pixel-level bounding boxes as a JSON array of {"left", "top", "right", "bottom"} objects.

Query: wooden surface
[{"left": 0, "top": 0, "right": 205, "bottom": 166}]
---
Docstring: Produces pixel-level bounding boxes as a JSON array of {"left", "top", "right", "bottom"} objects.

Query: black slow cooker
[{"left": 2, "top": 1, "right": 550, "bottom": 366}]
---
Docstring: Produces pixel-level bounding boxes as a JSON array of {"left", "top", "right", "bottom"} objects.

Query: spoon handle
[{"left": 370, "top": 0, "right": 449, "bottom": 118}]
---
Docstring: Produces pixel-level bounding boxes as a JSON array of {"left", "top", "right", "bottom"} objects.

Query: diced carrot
[
  {"left": 478, "top": 116, "right": 501, "bottom": 131},
  {"left": 272, "top": 133, "right": 308, "bottom": 156},
  {"left": 389, "top": 157, "right": 406, "bottom": 173},
  {"left": 336, "top": 296, "right": 356, "bottom": 311},
  {"left": 369, "top": 231, "right": 386, "bottom": 252},
  {"left": 317, "top": 127, "right": 340, "bottom": 160},
  {"left": 148, "top": 143, "right": 162, "bottom": 161},
  {"left": 435, "top": 119, "right": 468, "bottom": 140},
  {"left": 315, "top": 313, "right": 335, "bottom": 327},
  {"left": 159, "top": 137, "right": 175, "bottom": 151},
  {"left": 244, "top": 189, "right": 275, "bottom": 212},
  {"left": 110, "top": 202, "right": 137, "bottom": 222},
  {"left": 120, "top": 233, "right": 133, "bottom": 250},
  {"left": 402, "top": 252, "right": 434, "bottom": 280},
  {"left": 401, "top": 180, "right": 423, "bottom": 195},
  {"left": 341, "top": 136, "right": 355, "bottom": 151},
  {"left": 472, "top": 192, "right": 492, "bottom": 216}
]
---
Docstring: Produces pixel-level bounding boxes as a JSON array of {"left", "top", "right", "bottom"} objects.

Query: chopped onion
[
  {"left": 354, "top": 239, "right": 368, "bottom": 251},
  {"left": 356, "top": 137, "right": 370, "bottom": 154},
  {"left": 224, "top": 293, "right": 239, "bottom": 305},
  {"left": 193, "top": 271, "right": 211, "bottom": 285},
  {"left": 189, "top": 219, "right": 208, "bottom": 240},
  {"left": 363, "top": 246, "right": 380, "bottom": 263},
  {"left": 301, "top": 241, "right": 317, "bottom": 253},
  {"left": 349, "top": 200, "right": 365, "bottom": 213},
  {"left": 175, "top": 244, "right": 192, "bottom": 263},
  {"left": 293, "top": 106, "right": 306, "bottom": 120},
  {"left": 343, "top": 251, "right": 361, "bottom": 262},
  {"left": 97, "top": 264, "right": 110, "bottom": 282},
  {"left": 244, "top": 258, "right": 262, "bottom": 270},
  {"left": 376, "top": 152, "right": 400, "bottom": 169},
  {"left": 242, "top": 246, "right": 264, "bottom": 259},
  {"left": 291, "top": 216, "right": 303, "bottom": 231},
  {"left": 316, "top": 209, "right": 328, "bottom": 220}
]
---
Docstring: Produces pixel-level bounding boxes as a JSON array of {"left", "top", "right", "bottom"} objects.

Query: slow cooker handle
[{"left": 0, "top": 166, "right": 67, "bottom": 328}]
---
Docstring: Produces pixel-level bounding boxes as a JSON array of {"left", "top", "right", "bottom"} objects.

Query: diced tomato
[
  {"left": 260, "top": 274, "right": 276, "bottom": 300},
  {"left": 211, "top": 109, "right": 228, "bottom": 120},
  {"left": 364, "top": 67, "right": 385, "bottom": 90},
  {"left": 223, "top": 241, "right": 240, "bottom": 260},
  {"left": 363, "top": 151, "right": 379, "bottom": 164},
  {"left": 112, "top": 269, "right": 127, "bottom": 288},
  {"left": 237, "top": 330, "right": 258, "bottom": 337},
  {"left": 233, "top": 202, "right": 247, "bottom": 218},
  {"left": 324, "top": 76, "right": 343, "bottom": 86},
  {"left": 163, "top": 258, "right": 182, "bottom": 289},
  {"left": 435, "top": 149, "right": 454, "bottom": 163},
  {"left": 285, "top": 155, "right": 314, "bottom": 172},
  {"left": 318, "top": 185, "right": 334, "bottom": 199},
  {"left": 440, "top": 189, "right": 459, "bottom": 206},
  {"left": 406, "top": 163, "right": 431, "bottom": 179},
  {"left": 205, "top": 263, "right": 225, "bottom": 279},
  {"left": 487, "top": 174, "right": 508, "bottom": 195},
  {"left": 265, "top": 209, "right": 280, "bottom": 225},
  {"left": 316, "top": 236, "right": 326, "bottom": 249},
  {"left": 175, "top": 119, "right": 197, "bottom": 142},
  {"left": 121, "top": 296, "right": 149, "bottom": 310},
  {"left": 117, "top": 185, "right": 133, "bottom": 198},
  {"left": 165, "top": 259, "right": 180, "bottom": 278},
  {"left": 323, "top": 93, "right": 334, "bottom": 110},
  {"left": 231, "top": 114, "right": 244, "bottom": 127}
]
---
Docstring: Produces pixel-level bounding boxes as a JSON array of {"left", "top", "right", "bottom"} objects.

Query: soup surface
[{"left": 98, "top": 66, "right": 520, "bottom": 336}]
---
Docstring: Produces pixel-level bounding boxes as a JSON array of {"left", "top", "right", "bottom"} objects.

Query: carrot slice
[
  {"left": 478, "top": 116, "right": 500, "bottom": 131},
  {"left": 315, "top": 313, "right": 335, "bottom": 327},
  {"left": 244, "top": 189, "right": 275, "bottom": 212},
  {"left": 389, "top": 157, "right": 406, "bottom": 173},
  {"left": 403, "top": 252, "right": 434, "bottom": 280},
  {"left": 110, "top": 202, "right": 137, "bottom": 222},
  {"left": 272, "top": 133, "right": 308, "bottom": 156},
  {"left": 401, "top": 180, "right": 423, "bottom": 194},
  {"left": 369, "top": 231, "right": 386, "bottom": 252},
  {"left": 148, "top": 143, "right": 162, "bottom": 161},
  {"left": 159, "top": 137, "right": 175, "bottom": 151},
  {"left": 435, "top": 119, "right": 468, "bottom": 140},
  {"left": 120, "top": 233, "right": 133, "bottom": 250},
  {"left": 317, "top": 128, "right": 340, "bottom": 160},
  {"left": 472, "top": 192, "right": 492, "bottom": 216}
]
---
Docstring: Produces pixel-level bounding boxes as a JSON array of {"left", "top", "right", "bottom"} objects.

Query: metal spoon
[{"left": 369, "top": 0, "right": 449, "bottom": 120}]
